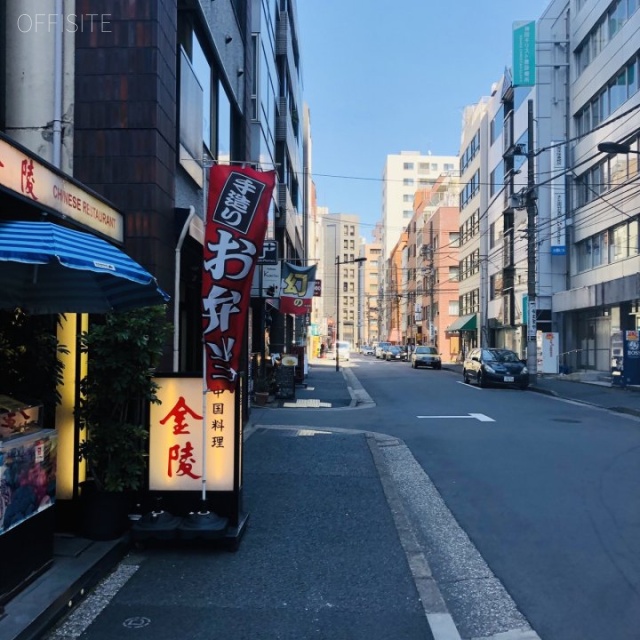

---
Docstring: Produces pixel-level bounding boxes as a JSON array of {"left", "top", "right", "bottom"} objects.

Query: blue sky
[{"left": 297, "top": 0, "right": 550, "bottom": 239}]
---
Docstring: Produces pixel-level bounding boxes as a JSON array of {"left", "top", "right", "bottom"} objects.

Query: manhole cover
[{"left": 123, "top": 617, "right": 151, "bottom": 629}]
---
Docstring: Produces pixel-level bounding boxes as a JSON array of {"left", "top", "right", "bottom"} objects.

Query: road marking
[
  {"left": 416, "top": 413, "right": 495, "bottom": 422},
  {"left": 457, "top": 380, "right": 482, "bottom": 390}
]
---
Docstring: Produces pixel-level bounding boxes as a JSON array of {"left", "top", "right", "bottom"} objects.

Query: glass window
[
  {"left": 610, "top": 0, "right": 627, "bottom": 38},
  {"left": 628, "top": 57, "right": 638, "bottom": 97},
  {"left": 403, "top": 178, "right": 414, "bottom": 186},
  {"left": 609, "top": 69, "right": 627, "bottom": 113},
  {"left": 610, "top": 224, "right": 629, "bottom": 261},
  {"left": 449, "top": 232, "right": 460, "bottom": 247},
  {"left": 577, "top": 239, "right": 592, "bottom": 272},
  {"left": 217, "top": 81, "right": 232, "bottom": 162},
  {"left": 403, "top": 162, "right": 414, "bottom": 170},
  {"left": 629, "top": 219, "right": 639, "bottom": 256}
]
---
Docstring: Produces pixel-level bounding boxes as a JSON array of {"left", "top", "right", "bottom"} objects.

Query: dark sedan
[
  {"left": 385, "top": 346, "right": 405, "bottom": 361},
  {"left": 463, "top": 347, "right": 529, "bottom": 389}
]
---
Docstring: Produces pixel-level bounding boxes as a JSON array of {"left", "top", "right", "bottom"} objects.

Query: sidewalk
[{"left": 3, "top": 359, "right": 640, "bottom": 640}]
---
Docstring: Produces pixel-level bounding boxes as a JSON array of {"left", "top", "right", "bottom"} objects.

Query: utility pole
[{"left": 526, "top": 99, "right": 537, "bottom": 377}]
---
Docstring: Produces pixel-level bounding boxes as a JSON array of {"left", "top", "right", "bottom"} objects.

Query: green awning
[{"left": 446, "top": 313, "right": 477, "bottom": 332}]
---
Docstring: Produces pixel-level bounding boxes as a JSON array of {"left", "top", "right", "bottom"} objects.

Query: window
[
  {"left": 610, "top": 223, "right": 629, "bottom": 261},
  {"left": 609, "top": 0, "right": 627, "bottom": 39},
  {"left": 403, "top": 178, "right": 415, "bottom": 186},
  {"left": 490, "top": 162, "right": 504, "bottom": 197},
  {"left": 403, "top": 162, "right": 414, "bottom": 170},
  {"left": 609, "top": 69, "right": 627, "bottom": 113},
  {"left": 449, "top": 232, "right": 460, "bottom": 247},
  {"left": 403, "top": 194, "right": 413, "bottom": 202},
  {"left": 490, "top": 273, "right": 503, "bottom": 299},
  {"left": 403, "top": 210, "right": 413, "bottom": 218},
  {"left": 449, "top": 266, "right": 459, "bottom": 282},
  {"left": 431, "top": 163, "right": 438, "bottom": 171},
  {"left": 444, "top": 163, "right": 455, "bottom": 172},
  {"left": 448, "top": 300, "right": 459, "bottom": 316},
  {"left": 490, "top": 110, "right": 504, "bottom": 144}
]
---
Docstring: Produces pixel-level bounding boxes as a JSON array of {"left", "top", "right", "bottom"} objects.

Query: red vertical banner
[{"left": 202, "top": 165, "right": 276, "bottom": 392}]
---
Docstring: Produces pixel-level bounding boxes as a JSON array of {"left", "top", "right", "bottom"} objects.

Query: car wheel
[
  {"left": 463, "top": 369, "right": 470, "bottom": 384},
  {"left": 435, "top": 364, "right": 442, "bottom": 370},
  {"left": 519, "top": 382, "right": 529, "bottom": 390},
  {"left": 478, "top": 371, "right": 486, "bottom": 388}
]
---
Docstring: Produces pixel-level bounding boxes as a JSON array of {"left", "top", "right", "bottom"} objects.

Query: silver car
[{"left": 410, "top": 345, "right": 442, "bottom": 369}]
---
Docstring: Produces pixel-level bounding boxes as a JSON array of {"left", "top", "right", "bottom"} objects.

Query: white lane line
[
  {"left": 457, "top": 380, "right": 482, "bottom": 390},
  {"left": 416, "top": 413, "right": 495, "bottom": 422}
]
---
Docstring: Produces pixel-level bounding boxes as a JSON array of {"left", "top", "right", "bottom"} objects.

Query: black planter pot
[{"left": 79, "top": 481, "right": 131, "bottom": 541}]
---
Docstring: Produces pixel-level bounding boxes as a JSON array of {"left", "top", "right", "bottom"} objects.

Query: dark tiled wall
[{"left": 73, "top": 0, "right": 177, "bottom": 292}]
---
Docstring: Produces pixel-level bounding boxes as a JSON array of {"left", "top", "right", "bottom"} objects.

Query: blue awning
[{"left": 0, "top": 221, "right": 169, "bottom": 314}]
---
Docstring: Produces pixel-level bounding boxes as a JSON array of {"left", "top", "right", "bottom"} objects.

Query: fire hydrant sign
[{"left": 149, "top": 377, "right": 235, "bottom": 491}]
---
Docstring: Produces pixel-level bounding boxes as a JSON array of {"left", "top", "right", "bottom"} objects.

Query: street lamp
[
  {"left": 597, "top": 141, "right": 640, "bottom": 155},
  {"left": 335, "top": 256, "right": 367, "bottom": 371}
]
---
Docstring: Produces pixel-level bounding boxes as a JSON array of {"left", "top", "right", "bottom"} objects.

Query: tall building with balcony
[
  {"left": 267, "top": 0, "right": 305, "bottom": 353},
  {"left": 552, "top": 0, "right": 640, "bottom": 374},
  {"left": 453, "top": 101, "right": 490, "bottom": 356},
  {"left": 362, "top": 241, "right": 382, "bottom": 345},
  {"left": 322, "top": 213, "right": 362, "bottom": 347},
  {"left": 409, "top": 176, "right": 461, "bottom": 360},
  {"left": 379, "top": 151, "right": 457, "bottom": 340}
]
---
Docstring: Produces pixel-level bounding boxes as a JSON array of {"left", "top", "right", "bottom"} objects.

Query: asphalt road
[{"left": 258, "top": 354, "right": 640, "bottom": 640}]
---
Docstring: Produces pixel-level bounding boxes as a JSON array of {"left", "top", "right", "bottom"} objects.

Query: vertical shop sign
[
  {"left": 279, "top": 262, "right": 317, "bottom": 315},
  {"left": 550, "top": 144, "right": 566, "bottom": 255},
  {"left": 513, "top": 21, "right": 536, "bottom": 86},
  {"left": 202, "top": 165, "right": 276, "bottom": 392},
  {"left": 149, "top": 377, "right": 236, "bottom": 491}
]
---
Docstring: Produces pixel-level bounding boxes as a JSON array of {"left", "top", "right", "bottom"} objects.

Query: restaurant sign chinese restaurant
[{"left": 137, "top": 165, "right": 275, "bottom": 544}]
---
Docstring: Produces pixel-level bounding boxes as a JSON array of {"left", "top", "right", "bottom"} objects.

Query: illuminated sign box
[{"left": 149, "top": 377, "right": 236, "bottom": 492}]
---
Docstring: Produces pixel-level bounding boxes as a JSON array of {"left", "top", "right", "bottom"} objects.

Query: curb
[
  {"left": 366, "top": 433, "right": 462, "bottom": 640},
  {"left": 342, "top": 368, "right": 375, "bottom": 407}
]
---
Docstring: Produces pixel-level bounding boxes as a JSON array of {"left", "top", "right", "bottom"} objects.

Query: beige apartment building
[
  {"left": 362, "top": 241, "right": 382, "bottom": 345},
  {"left": 321, "top": 213, "right": 362, "bottom": 348}
]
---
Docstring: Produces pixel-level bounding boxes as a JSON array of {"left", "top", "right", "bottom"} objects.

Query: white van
[
  {"left": 335, "top": 340, "right": 350, "bottom": 361},
  {"left": 375, "top": 341, "right": 391, "bottom": 359}
]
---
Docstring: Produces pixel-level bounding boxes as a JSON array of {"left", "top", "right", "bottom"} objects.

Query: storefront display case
[{"left": 0, "top": 396, "right": 57, "bottom": 606}]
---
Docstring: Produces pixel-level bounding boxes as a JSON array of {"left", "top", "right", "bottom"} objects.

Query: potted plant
[{"left": 76, "top": 305, "right": 171, "bottom": 539}]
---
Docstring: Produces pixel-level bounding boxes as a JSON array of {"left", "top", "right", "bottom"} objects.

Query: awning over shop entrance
[
  {"left": 0, "top": 220, "right": 170, "bottom": 314},
  {"left": 446, "top": 313, "right": 477, "bottom": 333}
]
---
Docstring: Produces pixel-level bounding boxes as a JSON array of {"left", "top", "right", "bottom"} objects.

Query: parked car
[
  {"left": 463, "top": 347, "right": 529, "bottom": 389},
  {"left": 411, "top": 345, "right": 442, "bottom": 369},
  {"left": 375, "top": 341, "right": 391, "bottom": 359},
  {"left": 385, "top": 346, "right": 404, "bottom": 361},
  {"left": 360, "top": 344, "right": 375, "bottom": 356}
]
